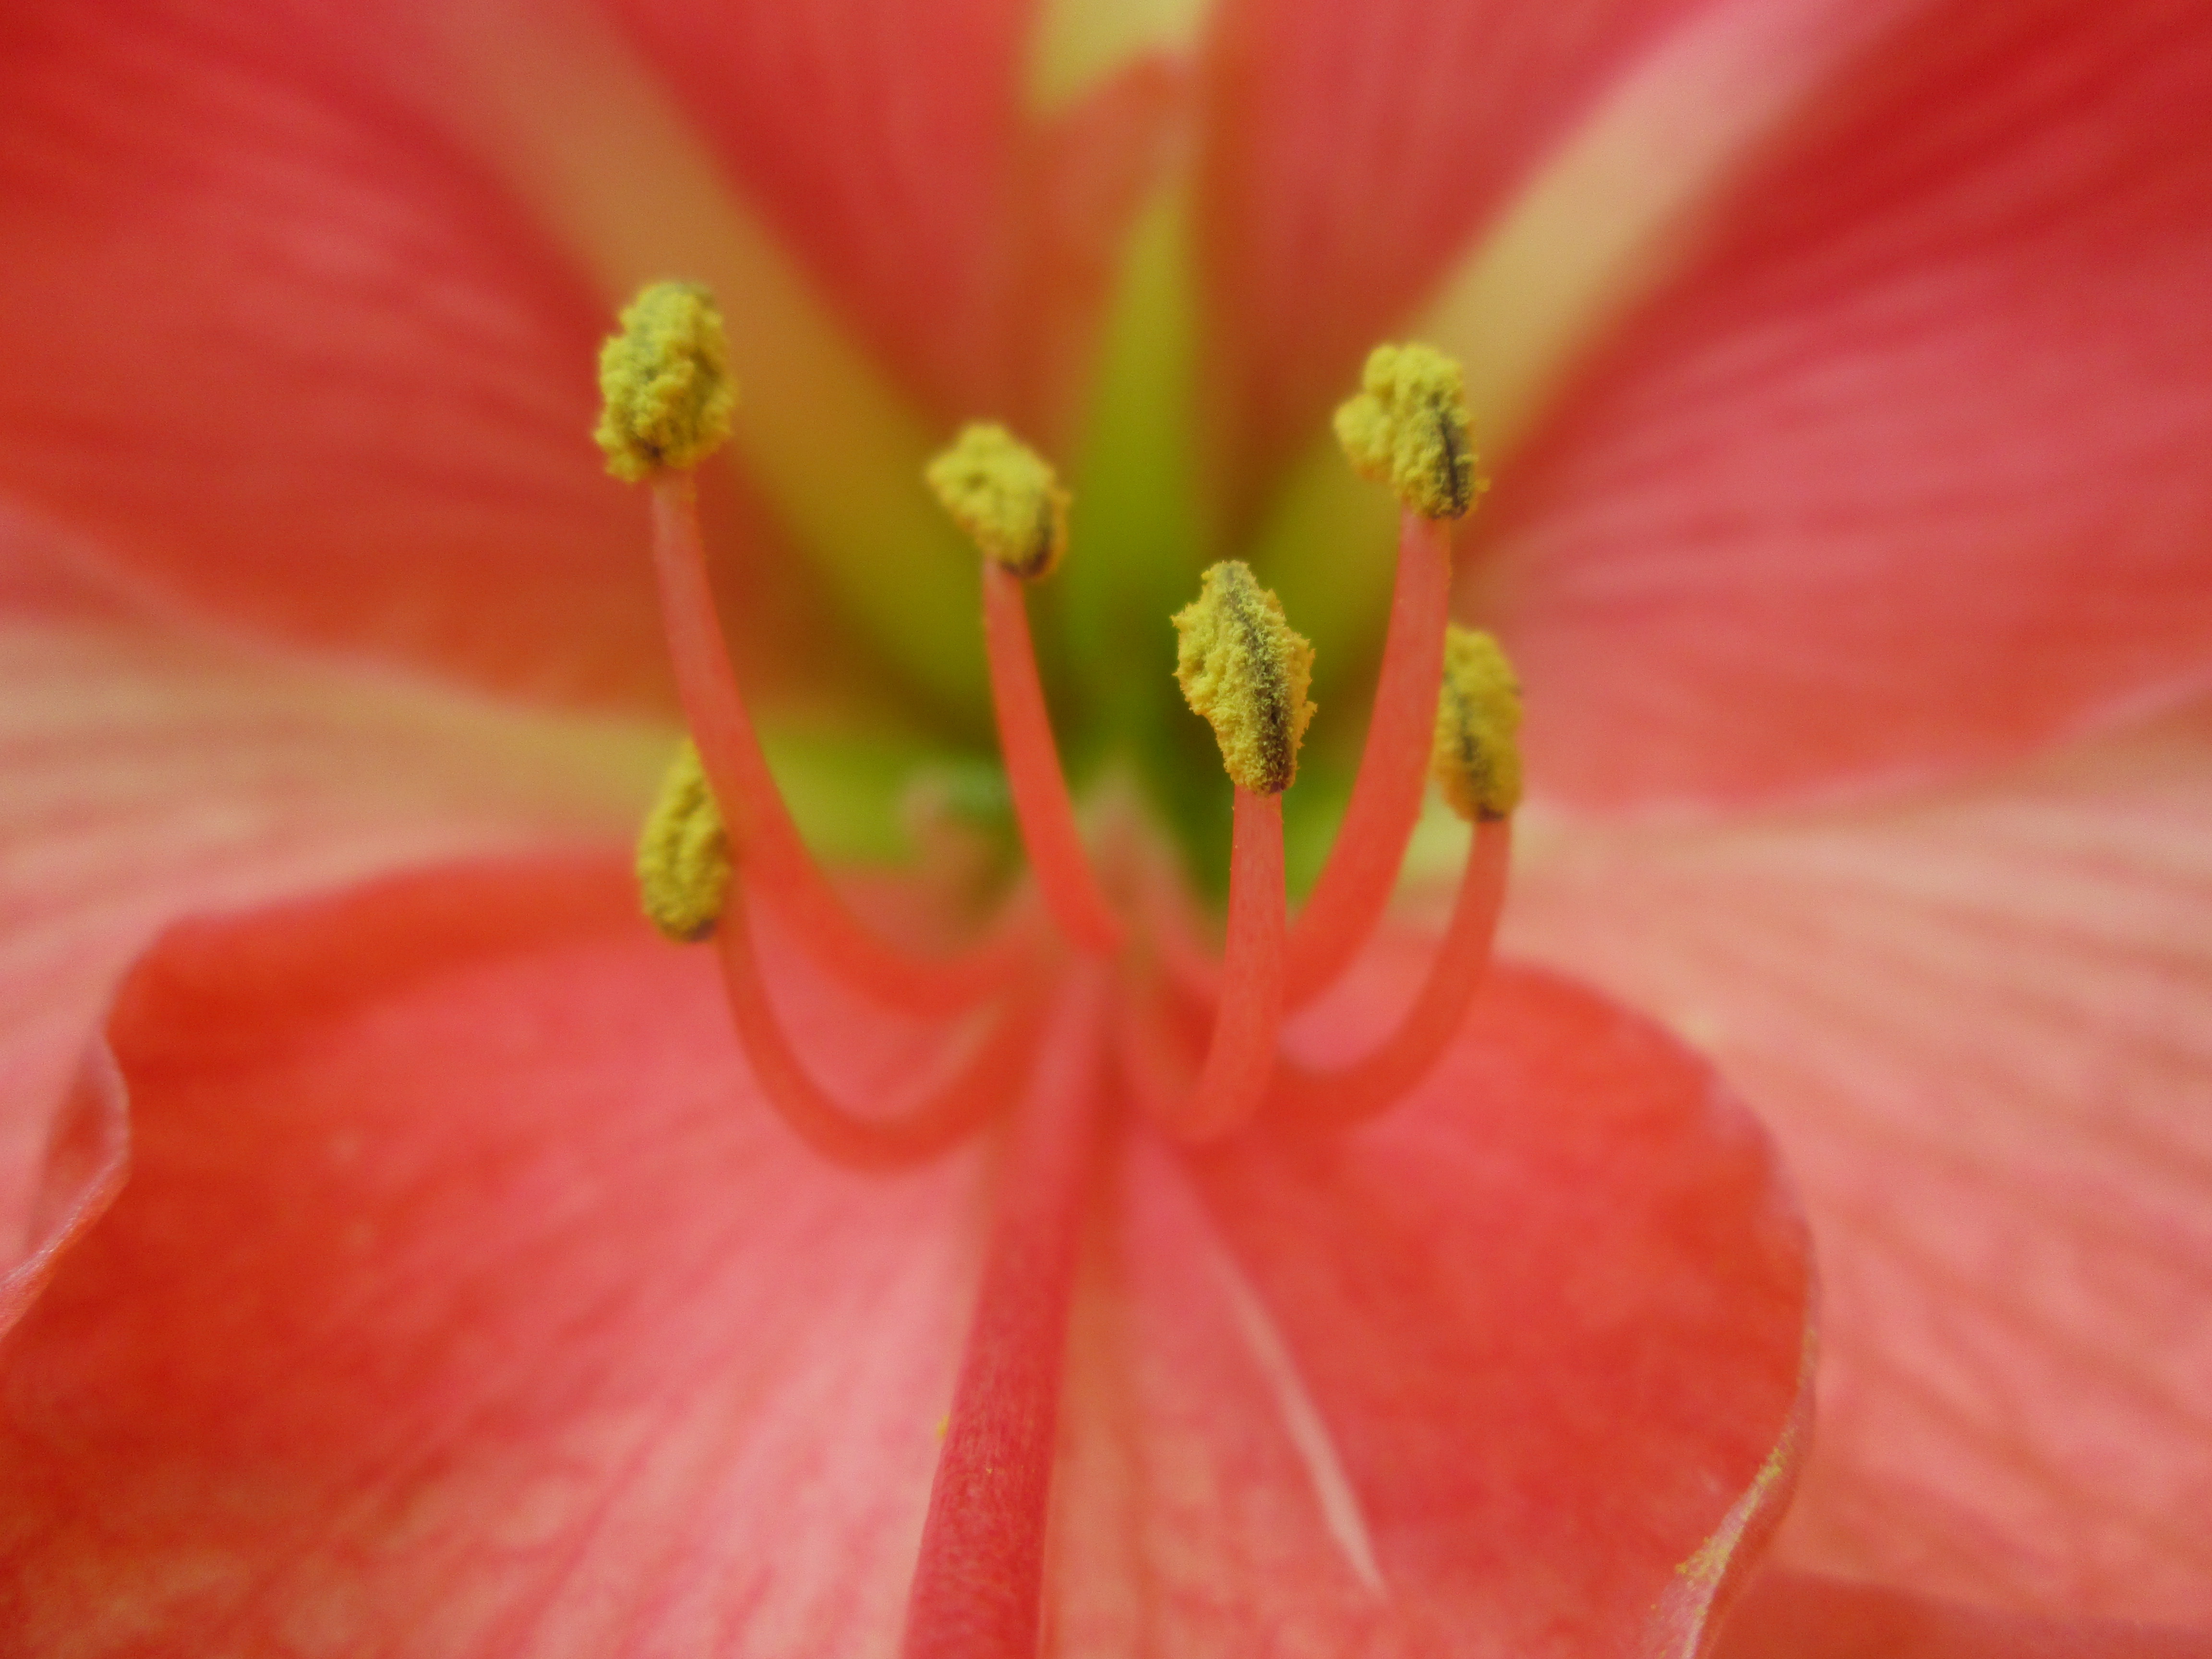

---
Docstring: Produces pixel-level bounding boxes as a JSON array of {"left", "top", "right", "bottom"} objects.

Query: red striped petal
[
  {"left": 0, "top": 516, "right": 656, "bottom": 1268},
  {"left": 1051, "top": 965, "right": 1812, "bottom": 1652},
  {"left": 1508, "top": 700, "right": 2212, "bottom": 1622},
  {"left": 1483, "top": 0, "right": 2212, "bottom": 807},
  {"left": 1195, "top": 0, "right": 1707, "bottom": 514},
  {"left": 0, "top": 856, "right": 987, "bottom": 1653},
  {"left": 1716, "top": 1567, "right": 2212, "bottom": 1659},
  {"left": 0, "top": 1, "right": 668, "bottom": 707}
]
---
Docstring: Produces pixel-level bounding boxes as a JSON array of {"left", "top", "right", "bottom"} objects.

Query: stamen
[
  {"left": 1271, "top": 818, "right": 1510, "bottom": 1129},
  {"left": 903, "top": 966, "right": 1107, "bottom": 1659},
  {"left": 647, "top": 476, "right": 1022, "bottom": 1013},
  {"left": 1161, "top": 565, "right": 1308, "bottom": 1139},
  {"left": 929, "top": 426, "right": 1122, "bottom": 954},
  {"left": 1171, "top": 561, "right": 1316, "bottom": 796},
  {"left": 1109, "top": 791, "right": 1286, "bottom": 1142},
  {"left": 595, "top": 282, "right": 739, "bottom": 482},
  {"left": 1180, "top": 785, "right": 1287, "bottom": 1137},
  {"left": 1332, "top": 342, "right": 1485, "bottom": 521},
  {"left": 925, "top": 423, "right": 1070, "bottom": 580},
  {"left": 1430, "top": 625, "right": 1524, "bottom": 821},
  {"left": 1273, "top": 627, "right": 1522, "bottom": 1129},
  {"left": 636, "top": 739, "right": 729, "bottom": 942},
  {"left": 1281, "top": 508, "right": 1454, "bottom": 1008},
  {"left": 713, "top": 881, "right": 1046, "bottom": 1170},
  {"left": 594, "top": 278, "right": 1030, "bottom": 1014}
]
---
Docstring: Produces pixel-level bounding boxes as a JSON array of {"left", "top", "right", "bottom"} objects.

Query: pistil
[{"left": 901, "top": 966, "right": 1108, "bottom": 1659}]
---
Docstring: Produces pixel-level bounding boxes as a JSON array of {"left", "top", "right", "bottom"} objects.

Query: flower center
[{"left": 599, "top": 286, "right": 1520, "bottom": 1656}]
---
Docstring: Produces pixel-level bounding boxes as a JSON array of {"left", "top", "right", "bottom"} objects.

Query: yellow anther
[
  {"left": 924, "top": 422, "right": 1070, "bottom": 579},
  {"left": 636, "top": 740, "right": 731, "bottom": 942},
  {"left": 1431, "top": 626, "right": 1523, "bottom": 821},
  {"left": 1172, "top": 561, "right": 1317, "bottom": 795},
  {"left": 1333, "top": 342, "right": 1484, "bottom": 520},
  {"left": 595, "top": 282, "right": 738, "bottom": 482}
]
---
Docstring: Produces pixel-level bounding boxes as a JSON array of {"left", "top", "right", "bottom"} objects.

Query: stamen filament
[
  {"left": 1282, "top": 509, "right": 1453, "bottom": 1008},
  {"left": 981, "top": 563, "right": 1123, "bottom": 954},
  {"left": 1170, "top": 786, "right": 1286, "bottom": 1141},
  {"left": 712, "top": 880, "right": 1042, "bottom": 1169},
  {"left": 650, "top": 477, "right": 1024, "bottom": 1014},
  {"left": 902, "top": 966, "right": 1108, "bottom": 1659},
  {"left": 1273, "top": 817, "right": 1511, "bottom": 1129}
]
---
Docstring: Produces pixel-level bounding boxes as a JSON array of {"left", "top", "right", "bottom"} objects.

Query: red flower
[{"left": 0, "top": 0, "right": 2207, "bottom": 1654}]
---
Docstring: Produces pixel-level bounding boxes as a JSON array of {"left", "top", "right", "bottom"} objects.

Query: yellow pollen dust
[
  {"left": 637, "top": 740, "right": 731, "bottom": 942},
  {"left": 1334, "top": 342, "right": 1484, "bottom": 520},
  {"left": 1431, "top": 626, "right": 1523, "bottom": 821},
  {"left": 1172, "top": 561, "right": 1317, "bottom": 795},
  {"left": 924, "top": 422, "right": 1070, "bottom": 579},
  {"left": 595, "top": 282, "right": 738, "bottom": 482}
]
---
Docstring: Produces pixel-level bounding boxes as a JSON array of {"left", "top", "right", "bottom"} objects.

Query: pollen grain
[
  {"left": 596, "top": 281, "right": 738, "bottom": 482},
  {"left": 925, "top": 422, "right": 1071, "bottom": 579},
  {"left": 1334, "top": 342, "right": 1484, "bottom": 520},
  {"left": 637, "top": 739, "right": 732, "bottom": 941},
  {"left": 1431, "top": 626, "right": 1522, "bottom": 821},
  {"left": 1172, "top": 561, "right": 1317, "bottom": 795}
]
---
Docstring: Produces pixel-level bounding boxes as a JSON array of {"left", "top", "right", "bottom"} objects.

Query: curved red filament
[
  {"left": 1162, "top": 787, "right": 1287, "bottom": 1141},
  {"left": 712, "top": 878, "right": 1043, "bottom": 1170},
  {"left": 651, "top": 477, "right": 1026, "bottom": 1015},
  {"left": 902, "top": 966, "right": 1107, "bottom": 1659},
  {"left": 1274, "top": 817, "right": 1512, "bottom": 1130},
  {"left": 981, "top": 564, "right": 1124, "bottom": 955},
  {"left": 1283, "top": 509, "right": 1454, "bottom": 1009}
]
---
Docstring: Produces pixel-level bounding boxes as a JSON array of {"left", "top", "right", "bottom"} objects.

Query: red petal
[
  {"left": 1507, "top": 701, "right": 2212, "bottom": 1621},
  {"left": 0, "top": 2, "right": 668, "bottom": 707},
  {"left": 0, "top": 520, "right": 655, "bottom": 1274},
  {"left": 1050, "top": 965, "right": 1813, "bottom": 1652},
  {"left": 1716, "top": 1568, "right": 2212, "bottom": 1659},
  {"left": 601, "top": 0, "right": 1028, "bottom": 424},
  {"left": 1195, "top": 0, "right": 1708, "bottom": 511},
  {"left": 0, "top": 855, "right": 986, "bottom": 1652},
  {"left": 601, "top": 0, "right": 1181, "bottom": 435},
  {"left": 1484, "top": 0, "right": 2212, "bottom": 807}
]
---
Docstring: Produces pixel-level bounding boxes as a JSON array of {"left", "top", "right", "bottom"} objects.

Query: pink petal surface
[
  {"left": 1716, "top": 1568, "right": 2212, "bottom": 1659},
  {"left": 0, "top": 857, "right": 989, "bottom": 1656},
  {"left": 0, "top": 0, "right": 666, "bottom": 708},
  {"left": 1482, "top": 0, "right": 2212, "bottom": 807},
  {"left": 1505, "top": 699, "right": 2212, "bottom": 1622},
  {"left": 1051, "top": 967, "right": 1811, "bottom": 1655},
  {"left": 0, "top": 514, "right": 657, "bottom": 1267},
  {"left": 1194, "top": 0, "right": 1706, "bottom": 510},
  {"left": 0, "top": 859, "right": 1809, "bottom": 1654}
]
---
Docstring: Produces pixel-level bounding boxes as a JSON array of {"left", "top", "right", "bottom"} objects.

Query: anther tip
[
  {"left": 1334, "top": 341, "right": 1486, "bottom": 520},
  {"left": 1431, "top": 626, "right": 1522, "bottom": 821},
  {"left": 925, "top": 422, "right": 1070, "bottom": 579},
  {"left": 596, "top": 282, "right": 738, "bottom": 483},
  {"left": 1172, "top": 561, "right": 1317, "bottom": 795},
  {"left": 637, "top": 739, "right": 732, "bottom": 941}
]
